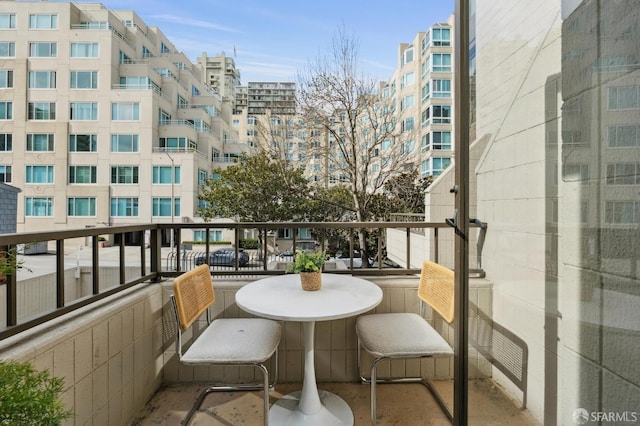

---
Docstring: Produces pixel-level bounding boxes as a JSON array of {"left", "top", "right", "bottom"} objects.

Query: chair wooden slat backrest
[
  {"left": 172, "top": 264, "right": 215, "bottom": 330},
  {"left": 418, "top": 260, "right": 455, "bottom": 324}
]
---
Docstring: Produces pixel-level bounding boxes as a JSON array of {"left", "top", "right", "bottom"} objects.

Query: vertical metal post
[
  {"left": 3, "top": 244, "right": 17, "bottom": 326},
  {"left": 140, "top": 230, "right": 146, "bottom": 276},
  {"left": 454, "top": 0, "right": 470, "bottom": 424},
  {"left": 56, "top": 240, "right": 65, "bottom": 308},
  {"left": 150, "top": 228, "right": 161, "bottom": 282},
  {"left": 92, "top": 235, "right": 99, "bottom": 293},
  {"left": 119, "top": 235, "right": 125, "bottom": 284}
]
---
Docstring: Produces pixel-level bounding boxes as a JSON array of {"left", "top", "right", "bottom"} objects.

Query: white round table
[{"left": 235, "top": 273, "right": 383, "bottom": 425}]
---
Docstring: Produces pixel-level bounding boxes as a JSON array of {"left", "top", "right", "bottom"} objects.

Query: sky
[{"left": 78, "top": 0, "right": 454, "bottom": 83}]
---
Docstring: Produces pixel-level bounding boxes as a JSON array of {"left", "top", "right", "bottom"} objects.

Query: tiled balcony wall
[
  {"left": 0, "top": 268, "right": 493, "bottom": 425},
  {"left": 161, "top": 276, "right": 493, "bottom": 386},
  {"left": 0, "top": 284, "right": 164, "bottom": 426}
]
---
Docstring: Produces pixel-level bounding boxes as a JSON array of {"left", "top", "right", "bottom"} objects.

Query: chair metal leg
[
  {"left": 181, "top": 352, "right": 279, "bottom": 426},
  {"left": 357, "top": 338, "right": 453, "bottom": 424}
]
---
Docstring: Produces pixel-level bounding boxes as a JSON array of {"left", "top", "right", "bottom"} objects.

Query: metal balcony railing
[{"left": 0, "top": 220, "right": 485, "bottom": 341}]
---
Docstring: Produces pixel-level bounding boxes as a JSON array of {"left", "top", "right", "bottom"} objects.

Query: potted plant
[
  {"left": 289, "top": 251, "right": 325, "bottom": 291},
  {"left": 0, "top": 360, "right": 73, "bottom": 424}
]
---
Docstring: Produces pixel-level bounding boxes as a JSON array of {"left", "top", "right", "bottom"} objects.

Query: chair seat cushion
[
  {"left": 356, "top": 313, "right": 453, "bottom": 358},
  {"left": 182, "top": 318, "right": 281, "bottom": 365}
]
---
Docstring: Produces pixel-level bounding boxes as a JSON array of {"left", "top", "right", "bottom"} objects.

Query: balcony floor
[{"left": 132, "top": 379, "right": 540, "bottom": 425}]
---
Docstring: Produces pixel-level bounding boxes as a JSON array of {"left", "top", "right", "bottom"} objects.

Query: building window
[
  {"left": 111, "top": 102, "right": 139, "bottom": 120},
  {"left": 26, "top": 197, "right": 53, "bottom": 217},
  {"left": 70, "top": 102, "right": 97, "bottom": 120},
  {"left": 0, "top": 134, "right": 11, "bottom": 151},
  {"left": 25, "top": 165, "right": 54, "bottom": 183},
  {"left": 28, "top": 102, "right": 55, "bottom": 120},
  {"left": 0, "top": 42, "right": 15, "bottom": 57},
  {"left": 421, "top": 157, "right": 451, "bottom": 177},
  {"left": 401, "top": 94, "right": 415, "bottom": 111},
  {"left": 160, "top": 42, "right": 170, "bottom": 53},
  {"left": 26, "top": 133, "right": 54, "bottom": 151},
  {"left": 433, "top": 105, "right": 452, "bottom": 124},
  {"left": 608, "top": 125, "right": 639, "bottom": 147},
  {"left": 29, "top": 42, "right": 57, "bottom": 57},
  {"left": 153, "top": 166, "right": 181, "bottom": 184},
  {"left": 68, "top": 197, "right": 96, "bottom": 216},
  {"left": 0, "top": 101, "right": 12, "bottom": 119},
  {"left": 29, "top": 14, "right": 57, "bottom": 29},
  {"left": 71, "top": 42, "right": 99, "bottom": 58},
  {"left": 247, "top": 116, "right": 256, "bottom": 125},
  {"left": 142, "top": 45, "right": 152, "bottom": 58},
  {"left": 605, "top": 201, "right": 640, "bottom": 224},
  {"left": 424, "top": 27, "right": 451, "bottom": 50},
  {"left": 69, "top": 134, "right": 97, "bottom": 152},
  {"left": 402, "top": 140, "right": 415, "bottom": 154},
  {"left": 159, "top": 137, "right": 195, "bottom": 150},
  {"left": 69, "top": 165, "right": 97, "bottom": 184},
  {"left": 152, "top": 198, "right": 180, "bottom": 217},
  {"left": 119, "top": 50, "right": 131, "bottom": 64},
  {"left": 193, "top": 230, "right": 223, "bottom": 242},
  {"left": 606, "top": 163, "right": 640, "bottom": 185},
  {"left": 70, "top": 71, "right": 97, "bottom": 89},
  {"left": 111, "top": 134, "right": 139, "bottom": 152},
  {"left": 432, "top": 79, "right": 451, "bottom": 98},
  {"left": 402, "top": 47, "right": 414, "bottom": 65},
  {"left": 430, "top": 131, "right": 452, "bottom": 150},
  {"left": 609, "top": 86, "right": 640, "bottom": 110},
  {"left": 198, "top": 169, "right": 207, "bottom": 186},
  {"left": 0, "top": 70, "right": 13, "bottom": 88},
  {"left": 110, "top": 198, "right": 138, "bottom": 217},
  {"left": 28, "top": 70, "right": 56, "bottom": 89},
  {"left": 402, "top": 117, "right": 415, "bottom": 132},
  {"left": 0, "top": 14, "right": 16, "bottom": 29},
  {"left": 401, "top": 72, "right": 415, "bottom": 89},
  {"left": 159, "top": 109, "right": 171, "bottom": 124},
  {"left": 177, "top": 95, "right": 188, "bottom": 108},
  {"left": 0, "top": 165, "right": 11, "bottom": 183},
  {"left": 432, "top": 53, "right": 452, "bottom": 72},
  {"left": 111, "top": 166, "right": 139, "bottom": 184}
]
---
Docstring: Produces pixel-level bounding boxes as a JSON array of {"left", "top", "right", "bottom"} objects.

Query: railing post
[
  {"left": 92, "top": 235, "right": 99, "bottom": 294},
  {"left": 406, "top": 227, "right": 411, "bottom": 269},
  {"left": 140, "top": 230, "right": 146, "bottom": 277},
  {"left": 119, "top": 234, "right": 126, "bottom": 285},
  {"left": 56, "top": 240, "right": 64, "bottom": 308},
  {"left": 151, "top": 228, "right": 161, "bottom": 282},
  {"left": 3, "top": 244, "right": 17, "bottom": 327}
]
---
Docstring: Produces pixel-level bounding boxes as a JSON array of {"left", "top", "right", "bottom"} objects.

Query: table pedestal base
[{"left": 269, "top": 390, "right": 354, "bottom": 425}]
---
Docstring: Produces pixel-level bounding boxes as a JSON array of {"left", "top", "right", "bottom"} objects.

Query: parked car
[{"left": 194, "top": 248, "right": 249, "bottom": 267}]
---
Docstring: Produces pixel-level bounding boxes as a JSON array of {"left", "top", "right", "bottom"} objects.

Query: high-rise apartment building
[
  {"left": 382, "top": 15, "right": 454, "bottom": 179},
  {"left": 0, "top": 2, "right": 237, "bottom": 241},
  {"left": 197, "top": 52, "right": 241, "bottom": 106}
]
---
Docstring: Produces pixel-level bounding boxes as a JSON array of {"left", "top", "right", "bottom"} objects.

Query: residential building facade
[{"left": 0, "top": 2, "right": 237, "bottom": 242}]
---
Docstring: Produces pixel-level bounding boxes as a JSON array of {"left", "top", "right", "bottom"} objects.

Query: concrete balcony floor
[{"left": 133, "top": 379, "right": 540, "bottom": 425}]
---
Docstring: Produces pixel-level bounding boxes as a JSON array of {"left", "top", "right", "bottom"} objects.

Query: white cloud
[{"left": 149, "top": 14, "right": 243, "bottom": 33}]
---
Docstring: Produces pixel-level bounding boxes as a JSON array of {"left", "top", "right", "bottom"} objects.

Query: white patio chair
[
  {"left": 356, "top": 260, "right": 455, "bottom": 424},
  {"left": 170, "top": 264, "right": 281, "bottom": 425}
]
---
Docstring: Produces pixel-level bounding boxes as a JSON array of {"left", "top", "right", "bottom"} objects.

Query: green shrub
[
  {"left": 0, "top": 360, "right": 72, "bottom": 425},
  {"left": 239, "top": 238, "right": 259, "bottom": 249}
]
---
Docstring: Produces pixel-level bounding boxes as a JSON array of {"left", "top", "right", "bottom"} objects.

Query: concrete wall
[{"left": 474, "top": 0, "right": 562, "bottom": 420}]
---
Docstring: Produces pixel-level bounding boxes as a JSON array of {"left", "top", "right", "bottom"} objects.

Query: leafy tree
[{"left": 198, "top": 151, "right": 310, "bottom": 222}]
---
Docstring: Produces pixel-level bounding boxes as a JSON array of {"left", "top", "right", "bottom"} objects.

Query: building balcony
[{"left": 0, "top": 222, "right": 536, "bottom": 425}]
